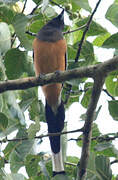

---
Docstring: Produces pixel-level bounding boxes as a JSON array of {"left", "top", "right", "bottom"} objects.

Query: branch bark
[
  {"left": 77, "top": 75, "right": 105, "bottom": 180},
  {"left": 75, "top": 0, "right": 102, "bottom": 63},
  {"left": 0, "top": 55, "right": 118, "bottom": 94},
  {"left": 0, "top": 127, "right": 83, "bottom": 144},
  {"left": 69, "top": 133, "right": 118, "bottom": 142}
]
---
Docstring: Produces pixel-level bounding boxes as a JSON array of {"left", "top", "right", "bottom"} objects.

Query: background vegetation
[{"left": 0, "top": 0, "right": 118, "bottom": 179}]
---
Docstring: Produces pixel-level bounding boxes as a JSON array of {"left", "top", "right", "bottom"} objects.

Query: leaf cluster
[{"left": 0, "top": 0, "right": 118, "bottom": 179}]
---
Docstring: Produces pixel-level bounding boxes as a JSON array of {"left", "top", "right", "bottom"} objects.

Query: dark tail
[
  {"left": 45, "top": 100, "right": 65, "bottom": 153},
  {"left": 45, "top": 100, "right": 65, "bottom": 175}
]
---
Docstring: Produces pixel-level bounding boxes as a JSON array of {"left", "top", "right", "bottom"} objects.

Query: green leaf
[
  {"left": 4, "top": 141, "right": 18, "bottom": 160},
  {"left": 39, "top": 161, "right": 50, "bottom": 179},
  {"left": 0, "top": 156, "right": 5, "bottom": 168},
  {"left": 0, "top": 4, "right": 14, "bottom": 24},
  {"left": 29, "top": 19, "right": 44, "bottom": 33},
  {"left": 44, "top": 6, "right": 56, "bottom": 18},
  {"left": 27, "top": 117, "right": 40, "bottom": 138},
  {"left": 41, "top": 0, "right": 49, "bottom": 12},
  {"left": 102, "top": 33, "right": 118, "bottom": 49},
  {"left": 0, "top": 93, "right": 23, "bottom": 137},
  {"left": 105, "top": 3, "right": 118, "bottom": 28},
  {"left": 52, "top": 174, "right": 70, "bottom": 180},
  {"left": 4, "top": 173, "right": 27, "bottom": 180},
  {"left": 94, "top": 142, "right": 113, "bottom": 152},
  {"left": 67, "top": 45, "right": 76, "bottom": 63},
  {"left": 91, "top": 123, "right": 101, "bottom": 151},
  {"left": 93, "top": 33, "right": 111, "bottom": 47},
  {"left": 92, "top": 123, "right": 101, "bottom": 137},
  {"left": 12, "top": 14, "right": 32, "bottom": 50},
  {"left": 105, "top": 74, "right": 118, "bottom": 96},
  {"left": 67, "top": 156, "right": 79, "bottom": 164},
  {"left": 94, "top": 142, "right": 118, "bottom": 157},
  {"left": 29, "top": 99, "right": 45, "bottom": 122},
  {"left": 32, "top": 0, "right": 41, "bottom": 4},
  {"left": 3, "top": 0, "right": 19, "bottom": 4},
  {"left": 95, "top": 155, "right": 112, "bottom": 180},
  {"left": 68, "top": 41, "right": 95, "bottom": 71},
  {"left": 25, "top": 154, "right": 41, "bottom": 177},
  {"left": 0, "top": 22, "right": 11, "bottom": 55},
  {"left": 77, "top": 123, "right": 101, "bottom": 151},
  {"left": 86, "top": 153, "right": 112, "bottom": 179},
  {"left": 70, "top": 25, "right": 83, "bottom": 44},
  {"left": 9, "top": 128, "right": 35, "bottom": 173},
  {"left": 3, "top": 91, "right": 25, "bottom": 125},
  {"left": 108, "top": 100, "right": 118, "bottom": 120},
  {"left": 19, "top": 88, "right": 38, "bottom": 112},
  {"left": 93, "top": 105, "right": 102, "bottom": 121},
  {"left": 0, "top": 112, "right": 8, "bottom": 131},
  {"left": 72, "top": 0, "right": 91, "bottom": 12},
  {"left": 10, "top": 150, "right": 24, "bottom": 173},
  {"left": 86, "top": 152, "right": 100, "bottom": 179},
  {"left": 65, "top": 156, "right": 79, "bottom": 179},
  {"left": 81, "top": 40, "right": 95, "bottom": 64},
  {"left": 81, "top": 82, "right": 93, "bottom": 108},
  {"left": 24, "top": 55, "right": 35, "bottom": 76},
  {"left": 114, "top": 49, "right": 118, "bottom": 56},
  {"left": 0, "top": 95, "right": 3, "bottom": 111},
  {"left": 4, "top": 48, "right": 27, "bottom": 79},
  {"left": 76, "top": 17, "right": 108, "bottom": 36},
  {"left": 0, "top": 169, "right": 6, "bottom": 180}
]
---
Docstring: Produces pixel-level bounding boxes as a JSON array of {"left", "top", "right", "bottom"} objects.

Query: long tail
[{"left": 45, "top": 100, "right": 65, "bottom": 176}]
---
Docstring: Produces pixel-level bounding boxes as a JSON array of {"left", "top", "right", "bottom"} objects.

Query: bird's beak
[{"left": 59, "top": 9, "right": 64, "bottom": 21}]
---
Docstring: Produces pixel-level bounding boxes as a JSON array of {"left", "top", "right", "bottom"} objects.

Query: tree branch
[
  {"left": 49, "top": 0, "right": 72, "bottom": 15},
  {"left": 29, "top": 2, "right": 40, "bottom": 15},
  {"left": 0, "top": 55, "right": 118, "bottom": 94},
  {"left": 110, "top": 159, "right": 118, "bottom": 165},
  {"left": 103, "top": 89, "right": 115, "bottom": 100},
  {"left": 69, "top": 133, "right": 118, "bottom": 142},
  {"left": 25, "top": 24, "right": 87, "bottom": 37},
  {"left": 22, "top": 0, "right": 28, "bottom": 13},
  {"left": 25, "top": 31, "right": 36, "bottom": 36},
  {"left": 75, "top": 0, "right": 102, "bottom": 63},
  {"left": 0, "top": 128, "right": 83, "bottom": 144},
  {"left": 49, "top": 0, "right": 63, "bottom": 10},
  {"left": 77, "top": 75, "right": 105, "bottom": 179},
  {"left": 63, "top": 24, "right": 87, "bottom": 35}
]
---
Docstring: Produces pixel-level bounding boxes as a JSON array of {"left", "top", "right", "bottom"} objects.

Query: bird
[{"left": 33, "top": 9, "right": 67, "bottom": 176}]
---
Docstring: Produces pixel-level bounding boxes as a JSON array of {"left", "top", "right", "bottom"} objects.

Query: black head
[
  {"left": 44, "top": 9, "right": 64, "bottom": 31},
  {"left": 37, "top": 9, "right": 64, "bottom": 42}
]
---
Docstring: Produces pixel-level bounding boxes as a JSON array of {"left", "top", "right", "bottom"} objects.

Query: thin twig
[
  {"left": 49, "top": 0, "right": 63, "bottom": 9},
  {"left": 25, "top": 31, "right": 36, "bottom": 36},
  {"left": 29, "top": 3, "right": 40, "bottom": 15},
  {"left": 49, "top": 0, "right": 72, "bottom": 15},
  {"left": 11, "top": 33, "right": 17, "bottom": 48},
  {"left": 0, "top": 128, "right": 83, "bottom": 144},
  {"left": 63, "top": 24, "right": 87, "bottom": 35},
  {"left": 110, "top": 159, "right": 118, "bottom": 165},
  {"left": 25, "top": 24, "right": 87, "bottom": 37},
  {"left": 75, "top": 0, "right": 102, "bottom": 63},
  {"left": 103, "top": 89, "right": 115, "bottom": 100},
  {"left": 69, "top": 133, "right": 118, "bottom": 142},
  {"left": 63, "top": 84, "right": 72, "bottom": 104},
  {"left": 22, "top": 0, "right": 28, "bottom": 13}
]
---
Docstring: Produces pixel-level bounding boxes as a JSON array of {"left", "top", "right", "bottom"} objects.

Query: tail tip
[{"left": 52, "top": 171, "right": 66, "bottom": 177}]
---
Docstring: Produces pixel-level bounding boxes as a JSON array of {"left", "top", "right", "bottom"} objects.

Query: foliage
[{"left": 0, "top": 0, "right": 118, "bottom": 179}]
